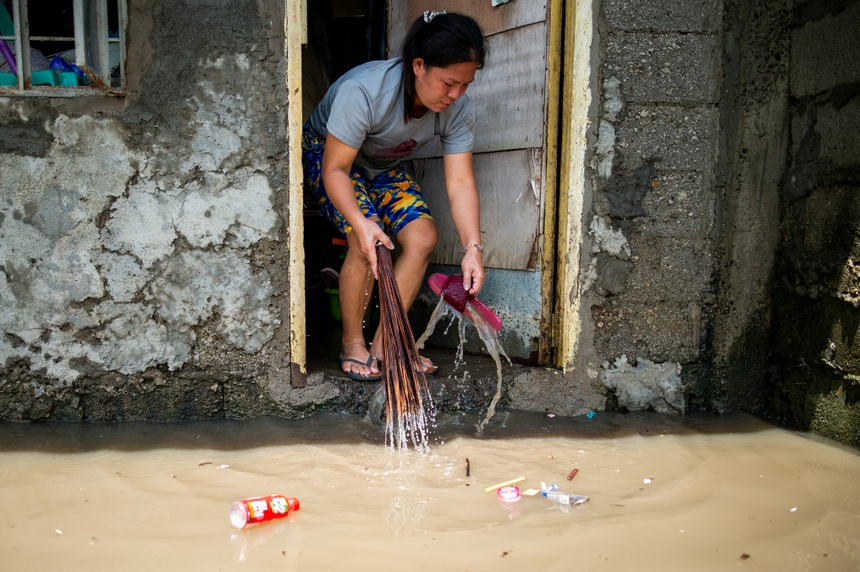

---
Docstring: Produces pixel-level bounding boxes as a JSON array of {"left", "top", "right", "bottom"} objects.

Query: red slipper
[{"left": 428, "top": 273, "right": 503, "bottom": 332}]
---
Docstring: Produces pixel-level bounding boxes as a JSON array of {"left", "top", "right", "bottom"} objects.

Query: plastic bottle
[
  {"left": 543, "top": 490, "right": 589, "bottom": 505},
  {"left": 230, "top": 495, "right": 300, "bottom": 529},
  {"left": 540, "top": 482, "right": 589, "bottom": 506}
]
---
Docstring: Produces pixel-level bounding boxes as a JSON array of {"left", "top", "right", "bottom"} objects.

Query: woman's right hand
[
  {"left": 321, "top": 133, "right": 393, "bottom": 278},
  {"left": 354, "top": 217, "right": 394, "bottom": 280}
]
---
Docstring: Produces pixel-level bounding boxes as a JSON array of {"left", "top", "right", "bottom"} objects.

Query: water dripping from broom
[{"left": 375, "top": 243, "right": 434, "bottom": 451}]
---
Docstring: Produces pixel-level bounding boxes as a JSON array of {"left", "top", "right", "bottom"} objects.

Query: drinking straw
[{"left": 484, "top": 476, "right": 525, "bottom": 493}]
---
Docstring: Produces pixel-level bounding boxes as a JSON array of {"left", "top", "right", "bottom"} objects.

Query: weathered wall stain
[{"left": 0, "top": 0, "right": 341, "bottom": 421}]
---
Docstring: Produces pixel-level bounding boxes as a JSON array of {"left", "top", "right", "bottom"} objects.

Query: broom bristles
[{"left": 376, "top": 243, "right": 433, "bottom": 450}]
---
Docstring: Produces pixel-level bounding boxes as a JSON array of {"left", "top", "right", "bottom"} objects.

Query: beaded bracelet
[{"left": 463, "top": 243, "right": 484, "bottom": 254}]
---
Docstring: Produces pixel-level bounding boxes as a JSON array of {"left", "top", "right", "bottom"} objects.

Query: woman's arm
[
  {"left": 321, "top": 133, "right": 393, "bottom": 278},
  {"left": 443, "top": 151, "right": 485, "bottom": 296}
]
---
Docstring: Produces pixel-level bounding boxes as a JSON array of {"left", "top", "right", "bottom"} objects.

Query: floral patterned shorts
[{"left": 301, "top": 122, "right": 433, "bottom": 237}]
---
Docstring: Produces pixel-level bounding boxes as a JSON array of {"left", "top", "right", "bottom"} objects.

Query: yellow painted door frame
[
  {"left": 543, "top": 0, "right": 592, "bottom": 371},
  {"left": 286, "top": 0, "right": 590, "bottom": 374},
  {"left": 540, "top": 0, "right": 564, "bottom": 366},
  {"left": 286, "top": 0, "right": 306, "bottom": 381}
]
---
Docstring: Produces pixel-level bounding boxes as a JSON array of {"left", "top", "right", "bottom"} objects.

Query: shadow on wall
[
  {"left": 769, "top": 186, "right": 860, "bottom": 447},
  {"left": 765, "top": 1, "right": 860, "bottom": 449}
]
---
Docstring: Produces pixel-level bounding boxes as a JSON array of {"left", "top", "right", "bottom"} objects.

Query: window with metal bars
[{"left": 0, "top": 0, "right": 126, "bottom": 96}]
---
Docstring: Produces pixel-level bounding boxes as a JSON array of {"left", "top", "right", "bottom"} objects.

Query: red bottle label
[{"left": 234, "top": 495, "right": 299, "bottom": 528}]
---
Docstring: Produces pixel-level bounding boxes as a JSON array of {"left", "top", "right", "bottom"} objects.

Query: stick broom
[{"left": 376, "top": 243, "right": 433, "bottom": 450}]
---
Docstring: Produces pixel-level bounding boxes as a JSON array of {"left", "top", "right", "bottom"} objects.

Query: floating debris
[{"left": 485, "top": 476, "right": 525, "bottom": 493}]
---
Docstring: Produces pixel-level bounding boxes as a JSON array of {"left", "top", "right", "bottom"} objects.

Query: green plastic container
[
  {"left": 32, "top": 69, "right": 84, "bottom": 86},
  {"left": 0, "top": 70, "right": 84, "bottom": 87},
  {"left": 0, "top": 4, "right": 13, "bottom": 37},
  {"left": 324, "top": 288, "right": 342, "bottom": 322}
]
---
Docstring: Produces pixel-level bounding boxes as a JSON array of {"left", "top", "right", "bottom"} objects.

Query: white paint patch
[
  {"left": 94, "top": 302, "right": 192, "bottom": 374},
  {"left": 590, "top": 216, "right": 631, "bottom": 259},
  {"left": 600, "top": 355, "right": 685, "bottom": 413},
  {"left": 96, "top": 252, "right": 148, "bottom": 302},
  {"left": 102, "top": 189, "right": 178, "bottom": 268},
  {"left": 603, "top": 76, "right": 624, "bottom": 122},
  {"left": 0, "top": 88, "right": 281, "bottom": 384},
  {"left": 0, "top": 115, "right": 138, "bottom": 380},
  {"left": 595, "top": 121, "right": 616, "bottom": 179},
  {"left": 176, "top": 172, "right": 278, "bottom": 248},
  {"left": 595, "top": 76, "right": 623, "bottom": 179},
  {"left": 149, "top": 250, "right": 277, "bottom": 353}
]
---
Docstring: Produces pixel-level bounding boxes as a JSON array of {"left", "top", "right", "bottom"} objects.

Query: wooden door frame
[
  {"left": 286, "top": 0, "right": 306, "bottom": 382},
  {"left": 547, "top": 0, "right": 593, "bottom": 371},
  {"left": 285, "top": 0, "right": 592, "bottom": 374},
  {"left": 540, "top": 0, "right": 564, "bottom": 365}
]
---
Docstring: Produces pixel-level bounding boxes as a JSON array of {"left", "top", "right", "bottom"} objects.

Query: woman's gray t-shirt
[{"left": 307, "top": 58, "right": 475, "bottom": 180}]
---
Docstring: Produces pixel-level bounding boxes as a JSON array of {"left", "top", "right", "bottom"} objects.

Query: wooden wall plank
[
  {"left": 468, "top": 21, "right": 547, "bottom": 153},
  {"left": 413, "top": 148, "right": 542, "bottom": 270},
  {"left": 408, "top": 22, "right": 548, "bottom": 158},
  {"left": 389, "top": 0, "right": 547, "bottom": 51}
]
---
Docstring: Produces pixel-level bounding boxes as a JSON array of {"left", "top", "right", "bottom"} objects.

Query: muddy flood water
[{"left": 1, "top": 410, "right": 859, "bottom": 571}]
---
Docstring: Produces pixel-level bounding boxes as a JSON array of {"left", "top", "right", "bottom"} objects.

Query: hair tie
[{"left": 423, "top": 10, "right": 447, "bottom": 23}]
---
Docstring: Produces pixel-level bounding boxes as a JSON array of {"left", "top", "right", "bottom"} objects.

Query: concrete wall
[
  {"left": 709, "top": 0, "right": 790, "bottom": 413},
  {"left": 768, "top": 0, "right": 860, "bottom": 447},
  {"left": 585, "top": 0, "right": 724, "bottom": 413},
  {"left": 0, "top": 0, "right": 344, "bottom": 420}
]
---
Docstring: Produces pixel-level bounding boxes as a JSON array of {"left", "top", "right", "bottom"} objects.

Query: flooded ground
[{"left": 1, "top": 410, "right": 859, "bottom": 571}]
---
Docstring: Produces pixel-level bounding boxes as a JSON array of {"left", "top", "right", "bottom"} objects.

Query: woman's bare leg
[
  {"left": 338, "top": 223, "right": 380, "bottom": 378},
  {"left": 370, "top": 217, "right": 438, "bottom": 369}
]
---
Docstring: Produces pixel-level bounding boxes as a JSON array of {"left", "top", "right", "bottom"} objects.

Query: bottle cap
[
  {"left": 497, "top": 485, "right": 521, "bottom": 502},
  {"left": 230, "top": 501, "right": 249, "bottom": 529}
]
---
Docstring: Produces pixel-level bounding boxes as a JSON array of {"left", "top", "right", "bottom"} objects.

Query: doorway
[
  {"left": 301, "top": 0, "right": 388, "bottom": 372},
  {"left": 292, "top": 0, "right": 584, "bottom": 374}
]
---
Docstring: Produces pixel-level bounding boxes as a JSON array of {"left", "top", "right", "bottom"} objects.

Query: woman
[{"left": 302, "top": 11, "right": 487, "bottom": 381}]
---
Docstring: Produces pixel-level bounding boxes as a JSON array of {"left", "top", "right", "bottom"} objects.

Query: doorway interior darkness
[{"left": 303, "top": 0, "right": 387, "bottom": 370}]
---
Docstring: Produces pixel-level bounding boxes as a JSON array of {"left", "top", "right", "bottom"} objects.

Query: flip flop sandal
[
  {"left": 375, "top": 355, "right": 439, "bottom": 376},
  {"left": 421, "top": 360, "right": 439, "bottom": 376},
  {"left": 339, "top": 355, "right": 381, "bottom": 381}
]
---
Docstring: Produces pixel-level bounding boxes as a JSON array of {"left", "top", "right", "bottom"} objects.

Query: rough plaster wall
[
  {"left": 590, "top": 0, "right": 723, "bottom": 412},
  {"left": 769, "top": 0, "right": 860, "bottom": 448},
  {"left": 0, "top": 0, "right": 348, "bottom": 421},
  {"left": 709, "top": 0, "right": 790, "bottom": 413}
]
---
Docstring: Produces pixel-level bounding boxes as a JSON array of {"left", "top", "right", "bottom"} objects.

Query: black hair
[{"left": 400, "top": 12, "right": 487, "bottom": 122}]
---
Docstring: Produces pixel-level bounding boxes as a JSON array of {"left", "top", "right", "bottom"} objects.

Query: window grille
[{"left": 0, "top": 0, "right": 127, "bottom": 97}]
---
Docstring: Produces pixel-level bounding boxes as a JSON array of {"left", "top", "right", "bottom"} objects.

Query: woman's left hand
[
  {"left": 461, "top": 248, "right": 485, "bottom": 296},
  {"left": 443, "top": 151, "right": 484, "bottom": 296}
]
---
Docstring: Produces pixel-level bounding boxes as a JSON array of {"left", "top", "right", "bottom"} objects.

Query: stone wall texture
[
  {"left": 0, "top": 0, "right": 312, "bottom": 421},
  {"left": 591, "top": 0, "right": 724, "bottom": 414},
  {"left": 768, "top": 0, "right": 860, "bottom": 447},
  {"left": 0, "top": 0, "right": 857, "bottom": 448}
]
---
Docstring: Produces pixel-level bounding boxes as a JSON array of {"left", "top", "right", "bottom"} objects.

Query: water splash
[
  {"left": 416, "top": 297, "right": 511, "bottom": 435},
  {"left": 384, "top": 397, "right": 434, "bottom": 454}
]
